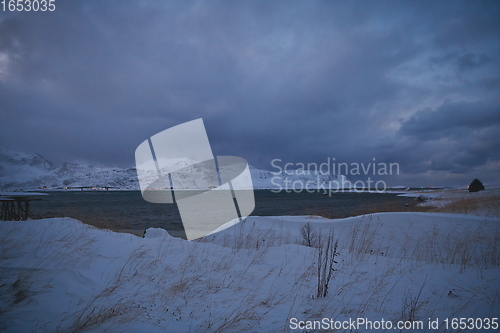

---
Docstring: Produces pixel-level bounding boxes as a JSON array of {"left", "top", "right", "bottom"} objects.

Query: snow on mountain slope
[
  {"left": 250, "top": 165, "right": 348, "bottom": 190},
  {"left": 0, "top": 147, "right": 349, "bottom": 190},
  {"left": 0, "top": 147, "right": 138, "bottom": 190},
  {"left": 0, "top": 147, "right": 54, "bottom": 186}
]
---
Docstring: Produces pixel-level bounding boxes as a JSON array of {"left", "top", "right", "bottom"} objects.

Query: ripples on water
[{"left": 33, "top": 190, "right": 417, "bottom": 238}]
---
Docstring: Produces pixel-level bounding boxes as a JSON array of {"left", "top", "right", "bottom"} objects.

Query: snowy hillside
[
  {"left": 0, "top": 213, "right": 498, "bottom": 332},
  {"left": 0, "top": 147, "right": 138, "bottom": 190},
  {"left": 250, "top": 165, "right": 348, "bottom": 190},
  {"left": 0, "top": 148, "right": 348, "bottom": 190}
]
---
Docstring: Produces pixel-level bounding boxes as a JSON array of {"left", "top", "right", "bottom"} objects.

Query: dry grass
[
  {"left": 63, "top": 300, "right": 142, "bottom": 332},
  {"left": 410, "top": 226, "right": 500, "bottom": 273},
  {"left": 401, "top": 279, "right": 426, "bottom": 322},
  {"left": 316, "top": 231, "right": 338, "bottom": 298},
  {"left": 347, "top": 215, "right": 381, "bottom": 262},
  {"left": 352, "top": 200, "right": 434, "bottom": 215},
  {"left": 434, "top": 192, "right": 500, "bottom": 217},
  {"left": 0, "top": 268, "right": 37, "bottom": 313},
  {"left": 301, "top": 200, "right": 433, "bottom": 220}
]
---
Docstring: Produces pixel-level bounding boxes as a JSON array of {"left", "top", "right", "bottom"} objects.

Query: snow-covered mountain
[
  {"left": 0, "top": 147, "right": 348, "bottom": 190},
  {"left": 0, "top": 147, "right": 138, "bottom": 190},
  {"left": 250, "top": 166, "right": 348, "bottom": 191}
]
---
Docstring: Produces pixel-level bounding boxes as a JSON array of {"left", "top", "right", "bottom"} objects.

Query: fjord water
[{"left": 32, "top": 190, "right": 416, "bottom": 238}]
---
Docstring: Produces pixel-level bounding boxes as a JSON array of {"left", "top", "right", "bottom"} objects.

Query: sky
[{"left": 1, "top": 0, "right": 499, "bottom": 187}]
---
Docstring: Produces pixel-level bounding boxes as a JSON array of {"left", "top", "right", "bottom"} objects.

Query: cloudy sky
[{"left": 1, "top": 1, "right": 499, "bottom": 187}]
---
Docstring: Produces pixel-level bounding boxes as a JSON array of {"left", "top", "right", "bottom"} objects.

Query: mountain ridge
[{"left": 0, "top": 147, "right": 348, "bottom": 191}]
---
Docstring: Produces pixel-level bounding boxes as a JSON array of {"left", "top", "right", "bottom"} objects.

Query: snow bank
[{"left": 1, "top": 213, "right": 499, "bottom": 332}]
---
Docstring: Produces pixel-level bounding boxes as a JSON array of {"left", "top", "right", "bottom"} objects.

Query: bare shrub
[{"left": 300, "top": 222, "right": 317, "bottom": 248}]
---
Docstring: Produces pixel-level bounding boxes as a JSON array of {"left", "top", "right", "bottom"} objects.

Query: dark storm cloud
[
  {"left": 399, "top": 101, "right": 500, "bottom": 140},
  {"left": 396, "top": 100, "right": 500, "bottom": 175},
  {"left": 430, "top": 52, "right": 494, "bottom": 72},
  {"left": 1, "top": 0, "right": 500, "bottom": 186}
]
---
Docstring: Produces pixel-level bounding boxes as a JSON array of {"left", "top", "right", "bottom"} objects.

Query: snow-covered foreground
[{"left": 1, "top": 213, "right": 499, "bottom": 332}]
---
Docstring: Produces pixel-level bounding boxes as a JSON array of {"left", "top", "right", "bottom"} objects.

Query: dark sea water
[{"left": 30, "top": 190, "right": 418, "bottom": 238}]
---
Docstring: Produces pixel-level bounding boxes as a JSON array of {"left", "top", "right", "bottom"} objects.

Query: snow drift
[{"left": 0, "top": 212, "right": 498, "bottom": 332}]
